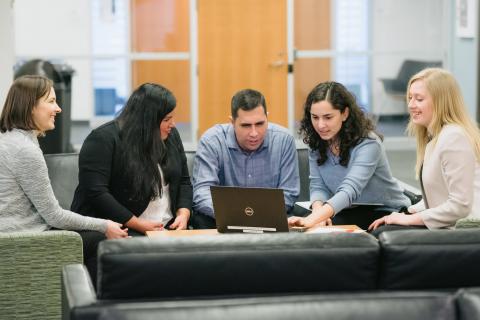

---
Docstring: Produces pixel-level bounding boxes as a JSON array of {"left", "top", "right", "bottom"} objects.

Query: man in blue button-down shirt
[{"left": 192, "top": 89, "right": 300, "bottom": 228}]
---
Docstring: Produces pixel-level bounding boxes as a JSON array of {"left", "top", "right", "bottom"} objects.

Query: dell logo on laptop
[{"left": 244, "top": 207, "right": 254, "bottom": 216}]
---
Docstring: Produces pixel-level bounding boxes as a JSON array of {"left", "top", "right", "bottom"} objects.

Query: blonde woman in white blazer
[{"left": 370, "top": 68, "right": 480, "bottom": 231}]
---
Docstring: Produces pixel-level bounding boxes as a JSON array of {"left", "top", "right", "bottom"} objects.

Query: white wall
[
  {"left": 14, "top": 0, "right": 92, "bottom": 120},
  {"left": 371, "top": 0, "right": 447, "bottom": 116},
  {"left": 449, "top": 0, "right": 478, "bottom": 119},
  {"left": 0, "top": 1, "right": 15, "bottom": 108}
]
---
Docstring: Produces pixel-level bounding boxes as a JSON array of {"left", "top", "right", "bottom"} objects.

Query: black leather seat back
[
  {"left": 98, "top": 291, "right": 456, "bottom": 320},
  {"left": 297, "top": 148, "right": 310, "bottom": 201},
  {"left": 44, "top": 153, "right": 79, "bottom": 210},
  {"left": 379, "top": 229, "right": 480, "bottom": 289},
  {"left": 97, "top": 232, "right": 379, "bottom": 300},
  {"left": 185, "top": 150, "right": 195, "bottom": 181},
  {"left": 42, "top": 149, "right": 311, "bottom": 209}
]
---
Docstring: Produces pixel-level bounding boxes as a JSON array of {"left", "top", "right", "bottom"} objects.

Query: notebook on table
[{"left": 210, "top": 186, "right": 298, "bottom": 233}]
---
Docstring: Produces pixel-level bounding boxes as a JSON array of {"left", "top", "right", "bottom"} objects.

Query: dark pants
[
  {"left": 190, "top": 212, "right": 216, "bottom": 229},
  {"left": 75, "top": 230, "right": 106, "bottom": 288},
  {"left": 369, "top": 224, "right": 428, "bottom": 238},
  {"left": 332, "top": 206, "right": 391, "bottom": 231}
]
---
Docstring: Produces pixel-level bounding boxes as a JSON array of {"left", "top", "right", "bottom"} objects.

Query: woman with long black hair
[{"left": 72, "top": 83, "right": 192, "bottom": 235}]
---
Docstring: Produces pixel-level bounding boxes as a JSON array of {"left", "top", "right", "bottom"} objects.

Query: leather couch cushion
[
  {"left": 379, "top": 229, "right": 480, "bottom": 289},
  {"left": 457, "top": 288, "right": 480, "bottom": 320},
  {"left": 97, "top": 232, "right": 379, "bottom": 300},
  {"left": 97, "top": 291, "right": 455, "bottom": 320}
]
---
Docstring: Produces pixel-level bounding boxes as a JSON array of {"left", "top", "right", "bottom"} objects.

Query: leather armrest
[
  {"left": 457, "top": 288, "right": 480, "bottom": 320},
  {"left": 62, "top": 264, "right": 97, "bottom": 320}
]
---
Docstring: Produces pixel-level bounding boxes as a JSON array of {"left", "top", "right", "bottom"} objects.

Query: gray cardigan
[{"left": 0, "top": 129, "right": 107, "bottom": 233}]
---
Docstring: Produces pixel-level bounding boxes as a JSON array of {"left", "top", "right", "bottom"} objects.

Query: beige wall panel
[{"left": 131, "top": 0, "right": 189, "bottom": 52}]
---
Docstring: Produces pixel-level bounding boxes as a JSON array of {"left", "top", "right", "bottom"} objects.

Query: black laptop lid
[{"left": 210, "top": 186, "right": 289, "bottom": 233}]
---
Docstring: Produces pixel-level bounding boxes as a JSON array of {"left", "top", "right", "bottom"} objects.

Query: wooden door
[
  {"left": 130, "top": 0, "right": 191, "bottom": 125},
  {"left": 198, "top": 0, "right": 288, "bottom": 135},
  {"left": 294, "top": 0, "right": 331, "bottom": 126}
]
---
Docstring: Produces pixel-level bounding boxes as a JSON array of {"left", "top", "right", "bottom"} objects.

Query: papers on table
[{"left": 295, "top": 201, "right": 313, "bottom": 211}]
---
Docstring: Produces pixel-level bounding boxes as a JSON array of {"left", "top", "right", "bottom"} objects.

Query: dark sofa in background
[
  {"left": 44, "top": 148, "right": 415, "bottom": 212},
  {"left": 44, "top": 148, "right": 312, "bottom": 208}
]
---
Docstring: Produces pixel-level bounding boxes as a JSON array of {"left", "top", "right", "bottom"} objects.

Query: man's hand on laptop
[{"left": 287, "top": 216, "right": 305, "bottom": 227}]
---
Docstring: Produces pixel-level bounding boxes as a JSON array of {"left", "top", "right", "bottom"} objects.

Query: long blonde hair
[{"left": 406, "top": 68, "right": 480, "bottom": 178}]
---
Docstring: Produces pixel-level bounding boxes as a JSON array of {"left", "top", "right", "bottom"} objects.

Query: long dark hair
[
  {"left": 116, "top": 83, "right": 176, "bottom": 201},
  {"left": 299, "top": 81, "right": 380, "bottom": 167}
]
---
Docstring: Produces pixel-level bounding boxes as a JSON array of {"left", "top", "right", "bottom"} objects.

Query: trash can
[{"left": 14, "top": 59, "right": 75, "bottom": 154}]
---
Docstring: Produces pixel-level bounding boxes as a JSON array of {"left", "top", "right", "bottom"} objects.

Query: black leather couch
[
  {"left": 45, "top": 152, "right": 480, "bottom": 319},
  {"left": 62, "top": 228, "right": 480, "bottom": 320},
  {"left": 63, "top": 232, "right": 378, "bottom": 319},
  {"left": 379, "top": 229, "right": 480, "bottom": 290}
]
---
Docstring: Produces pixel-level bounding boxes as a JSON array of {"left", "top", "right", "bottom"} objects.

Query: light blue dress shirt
[
  {"left": 193, "top": 123, "right": 300, "bottom": 218},
  {"left": 309, "top": 135, "right": 410, "bottom": 215}
]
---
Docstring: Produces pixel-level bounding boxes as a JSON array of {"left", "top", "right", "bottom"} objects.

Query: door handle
[{"left": 269, "top": 60, "right": 287, "bottom": 68}]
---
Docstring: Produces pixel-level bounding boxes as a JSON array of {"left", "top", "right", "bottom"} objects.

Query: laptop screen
[{"left": 210, "top": 186, "right": 289, "bottom": 233}]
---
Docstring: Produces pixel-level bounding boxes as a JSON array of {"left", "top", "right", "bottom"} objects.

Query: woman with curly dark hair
[{"left": 288, "top": 81, "right": 410, "bottom": 230}]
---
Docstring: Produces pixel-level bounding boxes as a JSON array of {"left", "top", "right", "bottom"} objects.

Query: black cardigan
[{"left": 71, "top": 121, "right": 192, "bottom": 224}]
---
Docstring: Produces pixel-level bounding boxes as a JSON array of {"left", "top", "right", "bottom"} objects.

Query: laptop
[{"left": 210, "top": 186, "right": 293, "bottom": 233}]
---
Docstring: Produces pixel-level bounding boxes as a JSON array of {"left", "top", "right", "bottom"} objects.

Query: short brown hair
[
  {"left": 0, "top": 75, "right": 53, "bottom": 132},
  {"left": 231, "top": 89, "right": 267, "bottom": 119}
]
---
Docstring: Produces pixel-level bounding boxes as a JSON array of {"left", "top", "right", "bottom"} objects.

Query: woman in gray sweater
[{"left": 0, "top": 75, "right": 128, "bottom": 280}]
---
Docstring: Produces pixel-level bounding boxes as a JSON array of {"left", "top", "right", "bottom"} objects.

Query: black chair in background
[{"left": 380, "top": 59, "right": 443, "bottom": 97}]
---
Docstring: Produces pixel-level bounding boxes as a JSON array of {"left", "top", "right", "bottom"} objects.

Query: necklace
[{"left": 329, "top": 141, "right": 340, "bottom": 155}]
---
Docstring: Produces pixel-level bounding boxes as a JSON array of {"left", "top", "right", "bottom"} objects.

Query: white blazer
[{"left": 410, "top": 124, "right": 480, "bottom": 229}]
